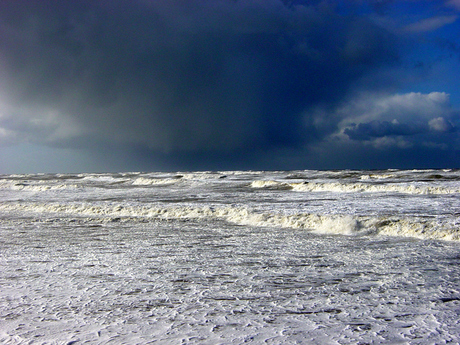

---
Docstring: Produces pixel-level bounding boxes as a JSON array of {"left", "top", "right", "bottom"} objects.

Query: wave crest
[
  {"left": 250, "top": 180, "right": 459, "bottom": 195},
  {"left": 1, "top": 202, "right": 457, "bottom": 241}
]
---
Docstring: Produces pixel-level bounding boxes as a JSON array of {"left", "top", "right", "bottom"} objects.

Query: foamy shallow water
[{"left": 1, "top": 170, "right": 460, "bottom": 343}]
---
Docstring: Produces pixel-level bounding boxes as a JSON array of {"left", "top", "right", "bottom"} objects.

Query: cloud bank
[
  {"left": 335, "top": 92, "right": 458, "bottom": 148},
  {"left": 0, "top": 0, "right": 459, "bottom": 172}
]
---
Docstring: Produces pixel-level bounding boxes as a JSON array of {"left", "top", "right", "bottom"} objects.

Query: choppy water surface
[{"left": 1, "top": 170, "right": 460, "bottom": 343}]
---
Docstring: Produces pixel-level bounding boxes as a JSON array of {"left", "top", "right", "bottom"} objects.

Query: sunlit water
[{"left": 1, "top": 170, "right": 459, "bottom": 344}]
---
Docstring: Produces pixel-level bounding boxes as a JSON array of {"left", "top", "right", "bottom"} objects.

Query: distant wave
[
  {"left": 132, "top": 177, "right": 180, "bottom": 186},
  {"left": 251, "top": 180, "right": 460, "bottom": 195},
  {"left": 359, "top": 173, "right": 396, "bottom": 179},
  {"left": 1, "top": 202, "right": 458, "bottom": 241},
  {"left": 0, "top": 180, "right": 80, "bottom": 191},
  {"left": 249, "top": 180, "right": 292, "bottom": 190}
]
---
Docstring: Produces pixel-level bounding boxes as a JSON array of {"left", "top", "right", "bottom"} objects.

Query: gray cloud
[
  {"left": 1, "top": 0, "right": 459, "bottom": 172},
  {"left": 446, "top": 0, "right": 460, "bottom": 11},
  {"left": 344, "top": 120, "right": 428, "bottom": 140},
  {"left": 325, "top": 92, "right": 460, "bottom": 154},
  {"left": 0, "top": 1, "right": 399, "bottom": 157},
  {"left": 403, "top": 14, "right": 458, "bottom": 33}
]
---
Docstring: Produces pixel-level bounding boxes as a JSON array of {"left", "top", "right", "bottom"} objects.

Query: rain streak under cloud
[{"left": 0, "top": 0, "right": 459, "bottom": 172}]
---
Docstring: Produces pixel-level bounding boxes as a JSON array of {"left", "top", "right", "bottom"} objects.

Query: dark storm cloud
[
  {"left": 344, "top": 120, "right": 428, "bottom": 140},
  {"left": 0, "top": 0, "right": 399, "bottom": 158}
]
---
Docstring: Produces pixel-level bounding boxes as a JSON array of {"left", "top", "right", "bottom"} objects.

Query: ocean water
[{"left": 1, "top": 169, "right": 459, "bottom": 344}]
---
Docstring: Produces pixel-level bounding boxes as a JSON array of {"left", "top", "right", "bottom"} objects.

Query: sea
[{"left": 1, "top": 169, "right": 459, "bottom": 344}]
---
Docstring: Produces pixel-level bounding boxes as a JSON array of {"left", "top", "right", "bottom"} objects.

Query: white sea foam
[{"left": 2, "top": 170, "right": 460, "bottom": 344}]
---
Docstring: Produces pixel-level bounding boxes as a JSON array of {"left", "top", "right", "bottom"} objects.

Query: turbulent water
[{"left": 1, "top": 169, "right": 460, "bottom": 344}]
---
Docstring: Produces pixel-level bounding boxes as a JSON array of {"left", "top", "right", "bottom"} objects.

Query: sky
[{"left": 0, "top": 0, "right": 459, "bottom": 173}]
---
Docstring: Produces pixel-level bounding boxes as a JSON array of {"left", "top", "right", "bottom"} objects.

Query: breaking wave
[
  {"left": 251, "top": 180, "right": 460, "bottom": 195},
  {"left": 1, "top": 202, "right": 458, "bottom": 241},
  {"left": 132, "top": 177, "right": 180, "bottom": 186},
  {"left": 0, "top": 180, "right": 80, "bottom": 191}
]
